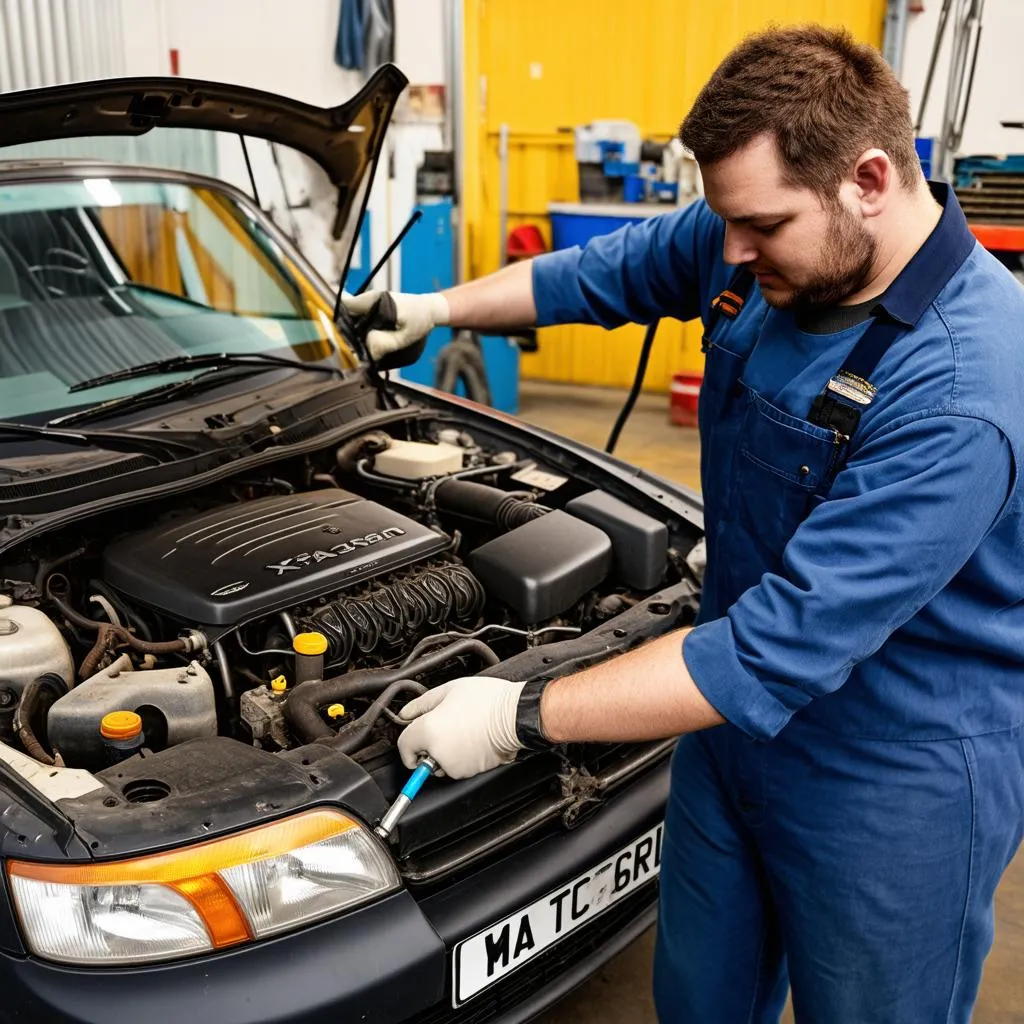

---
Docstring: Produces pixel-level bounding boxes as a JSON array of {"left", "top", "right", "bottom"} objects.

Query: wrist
[
  {"left": 429, "top": 292, "right": 451, "bottom": 326},
  {"left": 515, "top": 678, "right": 552, "bottom": 750}
]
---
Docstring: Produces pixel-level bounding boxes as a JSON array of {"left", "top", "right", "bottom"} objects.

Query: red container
[{"left": 670, "top": 372, "right": 702, "bottom": 428}]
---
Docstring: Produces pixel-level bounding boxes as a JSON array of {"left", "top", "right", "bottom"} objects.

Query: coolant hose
[
  {"left": 285, "top": 637, "right": 499, "bottom": 742},
  {"left": 334, "top": 431, "right": 393, "bottom": 474},
  {"left": 46, "top": 576, "right": 202, "bottom": 678},
  {"left": 13, "top": 673, "right": 67, "bottom": 766},
  {"left": 317, "top": 680, "right": 427, "bottom": 754},
  {"left": 434, "top": 479, "right": 549, "bottom": 532}
]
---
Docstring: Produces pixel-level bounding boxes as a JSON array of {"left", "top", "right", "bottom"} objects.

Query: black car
[{"left": 0, "top": 68, "right": 703, "bottom": 1023}]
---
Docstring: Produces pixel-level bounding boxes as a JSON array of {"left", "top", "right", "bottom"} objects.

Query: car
[{"left": 0, "top": 67, "right": 704, "bottom": 1023}]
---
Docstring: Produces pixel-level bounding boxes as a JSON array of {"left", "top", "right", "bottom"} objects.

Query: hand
[
  {"left": 397, "top": 677, "right": 527, "bottom": 779},
  {"left": 341, "top": 290, "right": 450, "bottom": 361}
]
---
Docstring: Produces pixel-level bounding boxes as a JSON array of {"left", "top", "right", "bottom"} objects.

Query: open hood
[{"left": 0, "top": 65, "right": 408, "bottom": 282}]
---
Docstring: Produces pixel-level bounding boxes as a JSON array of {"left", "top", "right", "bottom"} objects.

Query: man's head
[{"left": 681, "top": 26, "right": 924, "bottom": 309}]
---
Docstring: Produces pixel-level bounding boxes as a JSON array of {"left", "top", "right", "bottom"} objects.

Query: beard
[{"left": 759, "top": 206, "right": 878, "bottom": 311}]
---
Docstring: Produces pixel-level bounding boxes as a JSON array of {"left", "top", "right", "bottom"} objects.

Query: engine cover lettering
[{"left": 266, "top": 528, "right": 406, "bottom": 575}]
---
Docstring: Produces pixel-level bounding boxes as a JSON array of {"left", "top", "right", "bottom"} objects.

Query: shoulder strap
[
  {"left": 702, "top": 267, "right": 755, "bottom": 350},
  {"left": 807, "top": 314, "right": 903, "bottom": 441}
]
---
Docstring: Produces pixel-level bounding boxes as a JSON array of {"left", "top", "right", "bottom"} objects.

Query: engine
[
  {"left": 102, "top": 489, "right": 462, "bottom": 627},
  {"left": 0, "top": 428, "right": 681, "bottom": 774}
]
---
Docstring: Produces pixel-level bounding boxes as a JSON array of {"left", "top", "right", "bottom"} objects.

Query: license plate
[{"left": 452, "top": 822, "right": 663, "bottom": 1006}]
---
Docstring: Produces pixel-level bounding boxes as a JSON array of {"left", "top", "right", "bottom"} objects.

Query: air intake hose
[{"left": 434, "top": 479, "right": 549, "bottom": 532}]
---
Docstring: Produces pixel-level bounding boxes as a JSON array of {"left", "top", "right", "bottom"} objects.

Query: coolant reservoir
[
  {"left": 0, "top": 596, "right": 74, "bottom": 691},
  {"left": 374, "top": 440, "right": 464, "bottom": 480}
]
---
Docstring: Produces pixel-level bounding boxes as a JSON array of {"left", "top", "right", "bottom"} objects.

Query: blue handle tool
[{"left": 375, "top": 756, "right": 439, "bottom": 839}]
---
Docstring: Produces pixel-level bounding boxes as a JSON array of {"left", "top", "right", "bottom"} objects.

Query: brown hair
[{"left": 680, "top": 25, "right": 921, "bottom": 198}]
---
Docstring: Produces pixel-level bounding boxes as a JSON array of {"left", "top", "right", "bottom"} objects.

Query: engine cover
[{"left": 103, "top": 489, "right": 449, "bottom": 625}]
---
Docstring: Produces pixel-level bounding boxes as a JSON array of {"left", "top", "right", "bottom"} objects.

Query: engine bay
[{"left": 0, "top": 416, "right": 700, "bottom": 850}]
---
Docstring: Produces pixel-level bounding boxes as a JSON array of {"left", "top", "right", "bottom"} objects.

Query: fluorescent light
[{"left": 82, "top": 178, "right": 123, "bottom": 207}]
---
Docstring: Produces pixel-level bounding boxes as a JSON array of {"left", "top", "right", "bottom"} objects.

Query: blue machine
[{"left": 397, "top": 197, "right": 519, "bottom": 414}]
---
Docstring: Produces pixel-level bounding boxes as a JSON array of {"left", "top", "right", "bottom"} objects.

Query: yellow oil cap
[
  {"left": 293, "top": 632, "right": 328, "bottom": 656},
  {"left": 100, "top": 710, "right": 142, "bottom": 741},
  {"left": 327, "top": 703, "right": 346, "bottom": 719},
  {"left": 270, "top": 675, "right": 288, "bottom": 693}
]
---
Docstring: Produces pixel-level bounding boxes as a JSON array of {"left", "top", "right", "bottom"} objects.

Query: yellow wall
[{"left": 462, "top": 0, "right": 887, "bottom": 390}]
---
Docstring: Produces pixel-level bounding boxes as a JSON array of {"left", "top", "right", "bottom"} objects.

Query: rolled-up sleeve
[
  {"left": 531, "top": 200, "right": 724, "bottom": 328},
  {"left": 683, "top": 413, "right": 1014, "bottom": 740}
]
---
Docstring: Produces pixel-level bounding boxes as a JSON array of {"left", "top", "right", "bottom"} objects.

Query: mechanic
[{"left": 343, "top": 26, "right": 1024, "bottom": 1023}]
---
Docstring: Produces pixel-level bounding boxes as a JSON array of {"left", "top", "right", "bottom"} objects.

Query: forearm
[
  {"left": 442, "top": 259, "right": 537, "bottom": 332},
  {"left": 539, "top": 628, "right": 725, "bottom": 743}
]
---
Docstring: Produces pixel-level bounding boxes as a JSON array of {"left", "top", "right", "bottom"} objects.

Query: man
[{"left": 345, "top": 26, "right": 1024, "bottom": 1023}]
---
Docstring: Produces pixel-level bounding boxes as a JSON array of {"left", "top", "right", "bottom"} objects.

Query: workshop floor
[{"left": 517, "top": 380, "right": 1024, "bottom": 1024}]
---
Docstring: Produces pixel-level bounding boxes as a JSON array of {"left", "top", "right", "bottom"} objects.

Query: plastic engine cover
[
  {"left": 103, "top": 489, "right": 449, "bottom": 625},
  {"left": 469, "top": 510, "right": 612, "bottom": 623}
]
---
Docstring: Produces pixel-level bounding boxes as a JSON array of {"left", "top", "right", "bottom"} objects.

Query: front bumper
[{"left": 0, "top": 757, "right": 670, "bottom": 1024}]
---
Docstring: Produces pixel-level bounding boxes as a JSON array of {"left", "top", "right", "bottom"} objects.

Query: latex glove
[
  {"left": 341, "top": 290, "right": 450, "bottom": 361},
  {"left": 397, "top": 677, "right": 526, "bottom": 779}
]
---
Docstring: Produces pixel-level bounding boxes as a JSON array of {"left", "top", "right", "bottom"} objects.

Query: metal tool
[{"left": 375, "top": 756, "right": 439, "bottom": 840}]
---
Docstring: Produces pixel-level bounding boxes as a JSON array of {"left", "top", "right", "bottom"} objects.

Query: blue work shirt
[{"left": 532, "top": 186, "right": 1024, "bottom": 742}]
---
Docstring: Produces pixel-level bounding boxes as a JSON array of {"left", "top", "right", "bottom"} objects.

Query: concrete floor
[{"left": 516, "top": 380, "right": 1024, "bottom": 1024}]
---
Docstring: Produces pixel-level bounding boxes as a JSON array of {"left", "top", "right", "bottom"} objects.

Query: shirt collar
[{"left": 871, "top": 182, "right": 977, "bottom": 328}]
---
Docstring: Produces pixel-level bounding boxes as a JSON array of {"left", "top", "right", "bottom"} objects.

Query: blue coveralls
[{"left": 532, "top": 185, "right": 1024, "bottom": 1023}]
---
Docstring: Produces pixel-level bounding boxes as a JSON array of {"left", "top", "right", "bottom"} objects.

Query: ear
[{"left": 851, "top": 149, "right": 892, "bottom": 217}]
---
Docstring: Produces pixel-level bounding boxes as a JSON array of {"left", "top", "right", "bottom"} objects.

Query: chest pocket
[{"left": 733, "top": 385, "right": 842, "bottom": 566}]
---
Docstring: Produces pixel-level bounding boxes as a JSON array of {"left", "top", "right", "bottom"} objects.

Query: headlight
[{"left": 6, "top": 809, "right": 399, "bottom": 965}]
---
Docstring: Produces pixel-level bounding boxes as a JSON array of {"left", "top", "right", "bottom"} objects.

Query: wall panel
[{"left": 463, "top": 0, "right": 887, "bottom": 388}]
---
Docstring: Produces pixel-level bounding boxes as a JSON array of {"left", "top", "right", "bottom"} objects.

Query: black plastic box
[
  {"left": 469, "top": 510, "right": 612, "bottom": 623},
  {"left": 566, "top": 490, "right": 668, "bottom": 590}
]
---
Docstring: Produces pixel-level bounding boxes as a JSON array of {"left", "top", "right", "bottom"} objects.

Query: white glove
[
  {"left": 341, "top": 290, "right": 450, "bottom": 361},
  {"left": 397, "top": 677, "right": 526, "bottom": 779}
]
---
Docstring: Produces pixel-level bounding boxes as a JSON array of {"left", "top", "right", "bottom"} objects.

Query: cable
[
  {"left": 400, "top": 623, "right": 582, "bottom": 667},
  {"left": 605, "top": 319, "right": 659, "bottom": 454},
  {"left": 434, "top": 331, "right": 492, "bottom": 406}
]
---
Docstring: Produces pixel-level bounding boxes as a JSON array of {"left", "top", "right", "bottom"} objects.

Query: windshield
[{"left": 0, "top": 176, "right": 357, "bottom": 420}]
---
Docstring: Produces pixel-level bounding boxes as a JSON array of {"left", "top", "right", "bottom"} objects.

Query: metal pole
[
  {"left": 446, "top": 0, "right": 464, "bottom": 284},
  {"left": 915, "top": 0, "right": 954, "bottom": 133},
  {"left": 498, "top": 122, "right": 509, "bottom": 268},
  {"left": 883, "top": 0, "right": 910, "bottom": 78}
]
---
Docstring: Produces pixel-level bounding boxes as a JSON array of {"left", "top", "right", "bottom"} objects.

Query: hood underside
[{"left": 0, "top": 65, "right": 408, "bottom": 280}]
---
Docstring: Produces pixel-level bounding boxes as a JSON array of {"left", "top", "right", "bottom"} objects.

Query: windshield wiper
[
  {"left": 48, "top": 366, "right": 269, "bottom": 428},
  {"left": 0, "top": 420, "right": 204, "bottom": 459},
  {"left": 69, "top": 352, "right": 344, "bottom": 393}
]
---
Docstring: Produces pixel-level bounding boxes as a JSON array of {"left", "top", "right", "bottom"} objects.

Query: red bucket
[{"left": 670, "top": 372, "right": 702, "bottom": 428}]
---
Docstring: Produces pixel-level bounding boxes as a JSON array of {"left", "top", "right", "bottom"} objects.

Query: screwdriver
[{"left": 375, "top": 756, "right": 439, "bottom": 840}]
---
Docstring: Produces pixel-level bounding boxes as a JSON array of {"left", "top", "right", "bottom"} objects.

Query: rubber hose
[
  {"left": 13, "top": 673, "right": 67, "bottom": 766},
  {"left": 435, "top": 334, "right": 492, "bottom": 406},
  {"left": 285, "top": 637, "right": 499, "bottom": 742},
  {"left": 317, "top": 680, "right": 427, "bottom": 754},
  {"left": 335, "top": 431, "right": 393, "bottom": 474},
  {"left": 47, "top": 578, "right": 194, "bottom": 678},
  {"left": 606, "top": 319, "right": 659, "bottom": 454},
  {"left": 434, "top": 479, "right": 549, "bottom": 532}
]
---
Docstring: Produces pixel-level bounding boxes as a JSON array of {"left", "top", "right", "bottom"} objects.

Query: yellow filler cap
[
  {"left": 270, "top": 675, "right": 288, "bottom": 694},
  {"left": 326, "top": 704, "right": 346, "bottom": 719},
  {"left": 100, "top": 710, "right": 143, "bottom": 741},
  {"left": 293, "top": 632, "right": 328, "bottom": 656}
]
